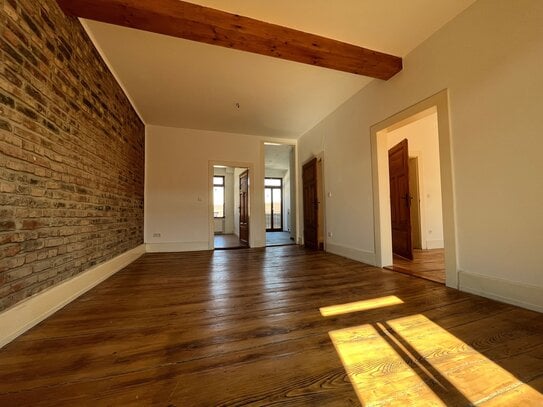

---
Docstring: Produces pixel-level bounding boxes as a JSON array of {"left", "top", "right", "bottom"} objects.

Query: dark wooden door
[
  {"left": 302, "top": 158, "right": 318, "bottom": 250},
  {"left": 239, "top": 170, "right": 249, "bottom": 246},
  {"left": 389, "top": 139, "right": 413, "bottom": 260}
]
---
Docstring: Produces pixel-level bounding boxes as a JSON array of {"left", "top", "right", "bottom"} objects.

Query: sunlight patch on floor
[
  {"left": 320, "top": 296, "right": 404, "bottom": 317},
  {"left": 329, "top": 314, "right": 543, "bottom": 406},
  {"left": 387, "top": 314, "right": 543, "bottom": 405},
  {"left": 330, "top": 323, "right": 445, "bottom": 406}
]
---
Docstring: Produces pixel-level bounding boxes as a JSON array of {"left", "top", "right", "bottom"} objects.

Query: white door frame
[{"left": 370, "top": 89, "right": 458, "bottom": 288}]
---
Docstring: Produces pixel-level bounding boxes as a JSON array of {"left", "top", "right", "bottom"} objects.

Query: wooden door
[
  {"left": 302, "top": 158, "right": 318, "bottom": 250},
  {"left": 239, "top": 170, "right": 249, "bottom": 246},
  {"left": 389, "top": 139, "right": 413, "bottom": 260}
]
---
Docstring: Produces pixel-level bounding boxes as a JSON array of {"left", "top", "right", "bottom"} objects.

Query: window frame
[
  {"left": 213, "top": 175, "right": 225, "bottom": 219},
  {"left": 264, "top": 177, "right": 283, "bottom": 231}
]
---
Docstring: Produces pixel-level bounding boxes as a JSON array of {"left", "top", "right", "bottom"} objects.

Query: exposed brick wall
[{"left": 0, "top": 0, "right": 145, "bottom": 311}]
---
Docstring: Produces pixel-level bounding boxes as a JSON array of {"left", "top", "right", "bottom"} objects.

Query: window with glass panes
[
  {"left": 213, "top": 176, "right": 225, "bottom": 218},
  {"left": 264, "top": 178, "right": 282, "bottom": 231}
]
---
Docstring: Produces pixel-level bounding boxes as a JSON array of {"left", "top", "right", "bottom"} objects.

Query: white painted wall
[
  {"left": 265, "top": 169, "right": 287, "bottom": 178},
  {"left": 283, "top": 169, "right": 291, "bottom": 232},
  {"left": 224, "top": 168, "right": 235, "bottom": 234},
  {"left": 387, "top": 113, "right": 444, "bottom": 249},
  {"left": 289, "top": 147, "right": 297, "bottom": 239},
  {"left": 145, "top": 126, "right": 267, "bottom": 250},
  {"left": 298, "top": 0, "right": 543, "bottom": 298}
]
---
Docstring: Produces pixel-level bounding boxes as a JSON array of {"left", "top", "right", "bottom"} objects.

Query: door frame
[
  {"left": 208, "top": 160, "right": 254, "bottom": 250},
  {"left": 370, "top": 89, "right": 458, "bottom": 288},
  {"left": 407, "top": 153, "right": 425, "bottom": 250}
]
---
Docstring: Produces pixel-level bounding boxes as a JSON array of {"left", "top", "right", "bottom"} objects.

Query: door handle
[{"left": 401, "top": 194, "right": 412, "bottom": 208}]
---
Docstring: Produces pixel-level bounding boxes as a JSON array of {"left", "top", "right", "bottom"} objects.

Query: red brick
[{"left": 0, "top": 0, "right": 144, "bottom": 311}]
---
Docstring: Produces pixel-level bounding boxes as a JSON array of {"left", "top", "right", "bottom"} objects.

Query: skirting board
[
  {"left": 426, "top": 239, "right": 444, "bottom": 249},
  {"left": 146, "top": 242, "right": 210, "bottom": 252},
  {"left": 0, "top": 244, "right": 146, "bottom": 349},
  {"left": 459, "top": 270, "right": 543, "bottom": 313},
  {"left": 326, "top": 242, "right": 376, "bottom": 266}
]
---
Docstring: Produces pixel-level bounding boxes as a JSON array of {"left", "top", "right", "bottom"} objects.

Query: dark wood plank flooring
[
  {"left": 388, "top": 248, "right": 446, "bottom": 284},
  {"left": 214, "top": 234, "right": 244, "bottom": 249},
  {"left": 0, "top": 246, "right": 541, "bottom": 406}
]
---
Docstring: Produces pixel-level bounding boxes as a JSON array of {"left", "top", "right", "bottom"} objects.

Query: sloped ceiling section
[{"left": 80, "top": 0, "right": 476, "bottom": 138}]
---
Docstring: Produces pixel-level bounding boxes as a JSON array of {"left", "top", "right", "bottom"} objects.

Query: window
[
  {"left": 264, "top": 178, "right": 282, "bottom": 230},
  {"left": 213, "top": 176, "right": 225, "bottom": 218},
  {"left": 265, "top": 178, "right": 281, "bottom": 187}
]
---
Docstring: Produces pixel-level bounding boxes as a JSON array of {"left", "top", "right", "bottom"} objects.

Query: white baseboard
[
  {"left": 326, "top": 242, "right": 376, "bottom": 266},
  {"left": 146, "top": 241, "right": 209, "bottom": 252},
  {"left": 0, "top": 244, "right": 145, "bottom": 349},
  {"left": 459, "top": 270, "right": 543, "bottom": 313},
  {"left": 426, "top": 239, "right": 444, "bottom": 249},
  {"left": 252, "top": 239, "right": 266, "bottom": 248}
]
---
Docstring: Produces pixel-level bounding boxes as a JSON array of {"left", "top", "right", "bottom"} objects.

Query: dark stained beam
[{"left": 56, "top": 0, "right": 402, "bottom": 80}]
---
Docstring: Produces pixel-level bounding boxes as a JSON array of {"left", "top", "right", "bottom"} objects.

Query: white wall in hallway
[
  {"left": 145, "top": 125, "right": 267, "bottom": 249},
  {"left": 298, "top": 0, "right": 543, "bottom": 308}
]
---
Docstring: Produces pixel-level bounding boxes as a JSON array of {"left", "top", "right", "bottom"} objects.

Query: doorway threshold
[{"left": 385, "top": 249, "right": 445, "bottom": 284}]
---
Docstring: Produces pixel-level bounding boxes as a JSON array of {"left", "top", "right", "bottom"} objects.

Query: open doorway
[
  {"left": 386, "top": 111, "right": 445, "bottom": 283},
  {"left": 264, "top": 143, "right": 296, "bottom": 247},
  {"left": 371, "top": 90, "right": 457, "bottom": 288},
  {"left": 212, "top": 165, "right": 250, "bottom": 249}
]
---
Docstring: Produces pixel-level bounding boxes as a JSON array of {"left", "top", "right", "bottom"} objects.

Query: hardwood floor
[
  {"left": 388, "top": 248, "right": 446, "bottom": 284},
  {"left": 0, "top": 246, "right": 542, "bottom": 406},
  {"left": 214, "top": 233, "right": 244, "bottom": 249}
]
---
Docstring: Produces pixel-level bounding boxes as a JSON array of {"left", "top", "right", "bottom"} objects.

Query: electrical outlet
[
  {"left": 327, "top": 232, "right": 333, "bottom": 237},
  {"left": 153, "top": 233, "right": 161, "bottom": 238}
]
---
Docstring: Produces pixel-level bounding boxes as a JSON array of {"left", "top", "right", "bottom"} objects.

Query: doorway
[
  {"left": 388, "top": 139, "right": 413, "bottom": 260},
  {"left": 370, "top": 90, "right": 457, "bottom": 287},
  {"left": 265, "top": 178, "right": 283, "bottom": 231},
  {"left": 210, "top": 164, "right": 250, "bottom": 250},
  {"left": 264, "top": 143, "right": 296, "bottom": 247},
  {"left": 387, "top": 131, "right": 445, "bottom": 283}
]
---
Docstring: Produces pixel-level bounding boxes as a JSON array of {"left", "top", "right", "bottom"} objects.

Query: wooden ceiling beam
[{"left": 56, "top": 0, "right": 402, "bottom": 80}]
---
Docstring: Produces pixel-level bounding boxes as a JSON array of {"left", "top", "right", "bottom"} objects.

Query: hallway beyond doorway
[
  {"left": 265, "top": 231, "right": 294, "bottom": 247},
  {"left": 214, "top": 234, "right": 245, "bottom": 249},
  {"left": 386, "top": 249, "right": 445, "bottom": 283}
]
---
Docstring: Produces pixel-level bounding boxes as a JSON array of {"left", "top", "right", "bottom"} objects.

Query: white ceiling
[
  {"left": 82, "top": 0, "right": 476, "bottom": 139},
  {"left": 265, "top": 144, "right": 292, "bottom": 171}
]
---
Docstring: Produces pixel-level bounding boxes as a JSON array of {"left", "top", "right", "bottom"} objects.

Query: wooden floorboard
[
  {"left": 388, "top": 248, "right": 446, "bottom": 284},
  {"left": 0, "top": 246, "right": 541, "bottom": 406}
]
